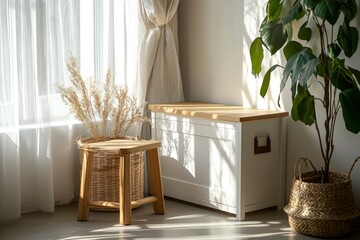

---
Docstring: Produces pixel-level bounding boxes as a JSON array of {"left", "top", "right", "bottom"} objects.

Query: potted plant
[
  {"left": 249, "top": 0, "right": 360, "bottom": 237},
  {"left": 58, "top": 56, "right": 149, "bottom": 210}
]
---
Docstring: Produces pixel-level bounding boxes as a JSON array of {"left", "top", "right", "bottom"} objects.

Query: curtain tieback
[{"left": 146, "top": 24, "right": 167, "bottom": 30}]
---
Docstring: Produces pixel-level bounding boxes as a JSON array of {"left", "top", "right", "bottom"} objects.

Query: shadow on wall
[{"left": 242, "top": 0, "right": 285, "bottom": 110}]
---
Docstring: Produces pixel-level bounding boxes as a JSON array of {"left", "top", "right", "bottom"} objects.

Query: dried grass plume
[{"left": 58, "top": 56, "right": 149, "bottom": 139}]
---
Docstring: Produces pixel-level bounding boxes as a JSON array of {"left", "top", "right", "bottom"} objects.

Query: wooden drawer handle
[{"left": 254, "top": 135, "right": 271, "bottom": 154}]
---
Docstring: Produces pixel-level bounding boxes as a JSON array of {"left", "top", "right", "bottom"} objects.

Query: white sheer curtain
[
  {"left": 0, "top": 0, "right": 141, "bottom": 224},
  {"left": 79, "top": 0, "right": 141, "bottom": 89},
  {"left": 0, "top": 0, "right": 80, "bottom": 223},
  {"left": 137, "top": 0, "right": 184, "bottom": 104}
]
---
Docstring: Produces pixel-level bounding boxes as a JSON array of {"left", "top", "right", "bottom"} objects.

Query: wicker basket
[
  {"left": 284, "top": 158, "right": 360, "bottom": 238},
  {"left": 78, "top": 137, "right": 144, "bottom": 211}
]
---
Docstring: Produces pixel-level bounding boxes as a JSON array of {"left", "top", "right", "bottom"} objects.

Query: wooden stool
[{"left": 77, "top": 139, "right": 165, "bottom": 225}]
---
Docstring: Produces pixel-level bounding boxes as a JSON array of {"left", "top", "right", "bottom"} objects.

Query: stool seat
[{"left": 77, "top": 139, "right": 165, "bottom": 225}]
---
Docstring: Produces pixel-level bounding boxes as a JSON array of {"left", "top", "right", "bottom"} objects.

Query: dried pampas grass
[{"left": 58, "top": 56, "right": 149, "bottom": 139}]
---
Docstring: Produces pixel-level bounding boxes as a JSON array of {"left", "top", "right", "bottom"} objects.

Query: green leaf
[
  {"left": 260, "top": 22, "right": 288, "bottom": 55},
  {"left": 283, "top": 41, "right": 303, "bottom": 61},
  {"left": 291, "top": 85, "right": 315, "bottom": 125},
  {"left": 316, "top": 54, "right": 329, "bottom": 78},
  {"left": 267, "top": 0, "right": 283, "bottom": 21},
  {"left": 284, "top": 22, "right": 293, "bottom": 42},
  {"left": 283, "top": 1, "right": 303, "bottom": 25},
  {"left": 314, "top": 0, "right": 341, "bottom": 25},
  {"left": 261, "top": 65, "right": 281, "bottom": 97},
  {"left": 338, "top": 22, "right": 359, "bottom": 58},
  {"left": 280, "top": 50, "right": 303, "bottom": 94},
  {"left": 341, "top": 0, "right": 357, "bottom": 21},
  {"left": 280, "top": 47, "right": 315, "bottom": 100},
  {"left": 296, "top": 8, "right": 306, "bottom": 20},
  {"left": 330, "top": 58, "right": 357, "bottom": 91},
  {"left": 303, "top": 0, "right": 320, "bottom": 10},
  {"left": 298, "top": 21, "right": 312, "bottom": 42},
  {"left": 250, "top": 37, "right": 264, "bottom": 76},
  {"left": 298, "top": 58, "right": 318, "bottom": 87},
  {"left": 339, "top": 88, "right": 360, "bottom": 134},
  {"left": 292, "top": 52, "right": 313, "bottom": 95},
  {"left": 328, "top": 43, "right": 341, "bottom": 58},
  {"left": 260, "top": 16, "right": 269, "bottom": 29}
]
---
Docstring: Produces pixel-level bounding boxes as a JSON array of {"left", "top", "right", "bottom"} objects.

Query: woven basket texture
[
  {"left": 284, "top": 171, "right": 359, "bottom": 238},
  {"left": 79, "top": 137, "right": 144, "bottom": 212}
]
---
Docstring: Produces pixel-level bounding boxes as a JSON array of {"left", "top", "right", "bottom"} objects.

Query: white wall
[
  {"left": 179, "top": 0, "right": 243, "bottom": 105},
  {"left": 178, "top": 0, "right": 360, "bottom": 207}
]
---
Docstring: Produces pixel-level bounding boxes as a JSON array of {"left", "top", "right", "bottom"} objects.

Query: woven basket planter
[
  {"left": 78, "top": 137, "right": 144, "bottom": 211},
  {"left": 284, "top": 158, "right": 360, "bottom": 238}
]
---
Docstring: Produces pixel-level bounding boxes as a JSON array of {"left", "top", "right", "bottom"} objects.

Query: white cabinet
[{"left": 149, "top": 103, "right": 288, "bottom": 220}]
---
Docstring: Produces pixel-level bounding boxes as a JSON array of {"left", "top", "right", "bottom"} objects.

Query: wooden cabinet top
[{"left": 149, "top": 102, "right": 288, "bottom": 123}]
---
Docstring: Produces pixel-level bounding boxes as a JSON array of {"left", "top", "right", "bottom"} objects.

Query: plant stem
[{"left": 316, "top": 16, "right": 332, "bottom": 182}]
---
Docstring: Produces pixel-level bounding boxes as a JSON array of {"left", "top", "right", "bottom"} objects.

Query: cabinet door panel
[{"left": 155, "top": 125, "right": 237, "bottom": 208}]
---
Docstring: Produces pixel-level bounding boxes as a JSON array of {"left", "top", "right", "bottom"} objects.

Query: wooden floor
[{"left": 1, "top": 198, "right": 359, "bottom": 240}]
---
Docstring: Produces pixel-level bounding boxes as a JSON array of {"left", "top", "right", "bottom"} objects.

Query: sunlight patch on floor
[
  {"left": 144, "top": 221, "right": 271, "bottom": 229},
  {"left": 91, "top": 225, "right": 142, "bottom": 232},
  {"left": 58, "top": 233, "right": 134, "bottom": 240},
  {"left": 166, "top": 214, "right": 205, "bottom": 220}
]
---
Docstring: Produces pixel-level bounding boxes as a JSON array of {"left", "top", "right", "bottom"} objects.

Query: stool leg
[
  {"left": 146, "top": 148, "right": 165, "bottom": 214},
  {"left": 119, "top": 154, "right": 132, "bottom": 225},
  {"left": 77, "top": 151, "right": 94, "bottom": 221}
]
